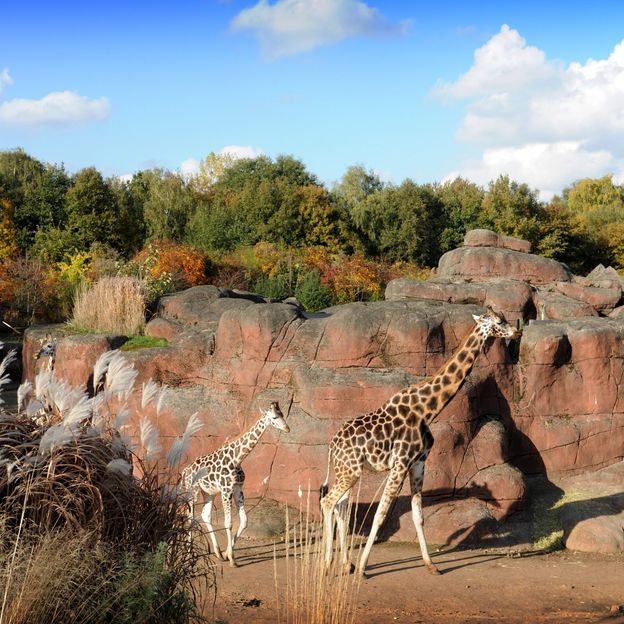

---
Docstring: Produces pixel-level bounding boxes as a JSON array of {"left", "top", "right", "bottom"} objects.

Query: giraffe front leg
[
  {"left": 222, "top": 492, "right": 238, "bottom": 567},
  {"left": 410, "top": 459, "right": 440, "bottom": 575},
  {"left": 200, "top": 493, "right": 223, "bottom": 560},
  {"left": 357, "top": 466, "right": 407, "bottom": 579}
]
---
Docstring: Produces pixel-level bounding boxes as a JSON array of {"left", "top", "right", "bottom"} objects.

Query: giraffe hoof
[
  {"left": 357, "top": 568, "right": 369, "bottom": 580},
  {"left": 427, "top": 564, "right": 441, "bottom": 575},
  {"left": 229, "top": 559, "right": 239, "bottom": 568}
]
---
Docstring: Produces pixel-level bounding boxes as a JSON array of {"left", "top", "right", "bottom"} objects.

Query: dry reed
[
  {"left": 275, "top": 487, "right": 363, "bottom": 624},
  {"left": 70, "top": 276, "right": 147, "bottom": 335}
]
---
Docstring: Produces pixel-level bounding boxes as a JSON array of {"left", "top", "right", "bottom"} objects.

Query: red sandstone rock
[
  {"left": 438, "top": 246, "right": 571, "bottom": 285},
  {"left": 464, "top": 229, "right": 532, "bottom": 254},
  {"left": 555, "top": 282, "right": 621, "bottom": 312},
  {"left": 533, "top": 290, "right": 598, "bottom": 320},
  {"left": 21, "top": 242, "right": 624, "bottom": 552},
  {"left": 385, "top": 278, "right": 534, "bottom": 322}
]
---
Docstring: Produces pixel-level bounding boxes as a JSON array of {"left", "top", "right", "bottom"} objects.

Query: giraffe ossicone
[
  {"left": 182, "top": 401, "right": 289, "bottom": 566},
  {"left": 320, "top": 306, "right": 521, "bottom": 578}
]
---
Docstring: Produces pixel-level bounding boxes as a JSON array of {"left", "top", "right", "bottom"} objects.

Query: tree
[
  {"left": 565, "top": 176, "right": 624, "bottom": 242},
  {"left": 65, "top": 167, "right": 119, "bottom": 250},
  {"left": 187, "top": 151, "right": 236, "bottom": 194},
  {"left": 356, "top": 180, "right": 443, "bottom": 265},
  {"left": 0, "top": 150, "right": 70, "bottom": 251},
  {"left": 333, "top": 164, "right": 384, "bottom": 218},
  {"left": 480, "top": 175, "right": 543, "bottom": 246},
  {"left": 141, "top": 169, "right": 195, "bottom": 242},
  {"left": 109, "top": 174, "right": 148, "bottom": 255},
  {"left": 435, "top": 177, "right": 484, "bottom": 253}
]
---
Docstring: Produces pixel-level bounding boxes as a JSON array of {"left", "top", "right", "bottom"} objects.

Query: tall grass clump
[
  {"left": 275, "top": 488, "right": 362, "bottom": 624},
  {"left": 0, "top": 344, "right": 214, "bottom": 624},
  {"left": 70, "top": 276, "right": 147, "bottom": 335}
]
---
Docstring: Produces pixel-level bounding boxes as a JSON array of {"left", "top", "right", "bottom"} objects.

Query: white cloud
[
  {"left": 180, "top": 157, "right": 201, "bottom": 178},
  {"left": 0, "top": 91, "right": 110, "bottom": 128},
  {"left": 220, "top": 144, "right": 264, "bottom": 159},
  {"left": 445, "top": 142, "right": 616, "bottom": 200},
  {"left": 231, "top": 0, "right": 409, "bottom": 59},
  {"left": 0, "top": 68, "right": 13, "bottom": 95},
  {"left": 434, "top": 25, "right": 624, "bottom": 194}
]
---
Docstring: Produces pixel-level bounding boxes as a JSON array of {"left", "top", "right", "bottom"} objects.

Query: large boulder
[
  {"left": 463, "top": 229, "right": 532, "bottom": 254},
  {"left": 437, "top": 246, "right": 572, "bottom": 285},
  {"left": 385, "top": 278, "right": 534, "bottom": 321}
]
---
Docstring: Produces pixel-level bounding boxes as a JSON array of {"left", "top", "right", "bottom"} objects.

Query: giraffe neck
[
  {"left": 420, "top": 324, "right": 486, "bottom": 423},
  {"left": 227, "top": 415, "right": 270, "bottom": 464}
]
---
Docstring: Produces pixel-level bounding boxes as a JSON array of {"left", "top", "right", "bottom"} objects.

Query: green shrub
[{"left": 295, "top": 270, "right": 333, "bottom": 311}]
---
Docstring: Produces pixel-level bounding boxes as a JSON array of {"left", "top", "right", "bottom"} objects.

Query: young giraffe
[
  {"left": 34, "top": 335, "right": 57, "bottom": 372},
  {"left": 320, "top": 306, "right": 521, "bottom": 578},
  {"left": 182, "top": 401, "right": 289, "bottom": 566}
]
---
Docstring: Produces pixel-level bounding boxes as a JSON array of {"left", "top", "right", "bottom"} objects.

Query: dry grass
[
  {"left": 275, "top": 489, "right": 362, "bottom": 624},
  {"left": 0, "top": 344, "right": 215, "bottom": 624},
  {"left": 70, "top": 276, "right": 147, "bottom": 335}
]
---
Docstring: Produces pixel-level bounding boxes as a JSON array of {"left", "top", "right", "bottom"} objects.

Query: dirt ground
[{"left": 207, "top": 539, "right": 624, "bottom": 624}]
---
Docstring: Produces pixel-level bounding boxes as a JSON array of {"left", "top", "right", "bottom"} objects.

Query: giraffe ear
[{"left": 472, "top": 314, "right": 481, "bottom": 323}]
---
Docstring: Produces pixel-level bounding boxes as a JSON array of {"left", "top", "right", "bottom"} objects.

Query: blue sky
[{"left": 2, "top": 0, "right": 624, "bottom": 197}]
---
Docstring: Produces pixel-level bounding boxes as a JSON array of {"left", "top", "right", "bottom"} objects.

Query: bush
[
  {"left": 0, "top": 256, "right": 61, "bottom": 326},
  {"left": 71, "top": 276, "right": 147, "bottom": 335},
  {"left": 295, "top": 270, "right": 333, "bottom": 311}
]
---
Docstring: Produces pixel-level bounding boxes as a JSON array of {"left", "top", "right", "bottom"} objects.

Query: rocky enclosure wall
[{"left": 22, "top": 230, "right": 624, "bottom": 546}]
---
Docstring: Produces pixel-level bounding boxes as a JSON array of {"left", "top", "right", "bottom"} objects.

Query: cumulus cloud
[
  {"left": 0, "top": 68, "right": 13, "bottom": 95},
  {"left": 220, "top": 144, "right": 264, "bottom": 159},
  {"left": 180, "top": 158, "right": 201, "bottom": 178},
  {"left": 434, "top": 25, "right": 624, "bottom": 194},
  {"left": 231, "top": 0, "right": 409, "bottom": 59},
  {"left": 0, "top": 91, "right": 110, "bottom": 128},
  {"left": 445, "top": 142, "right": 615, "bottom": 200}
]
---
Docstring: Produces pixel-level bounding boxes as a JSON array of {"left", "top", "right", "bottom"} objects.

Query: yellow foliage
[{"left": 0, "top": 198, "right": 19, "bottom": 262}]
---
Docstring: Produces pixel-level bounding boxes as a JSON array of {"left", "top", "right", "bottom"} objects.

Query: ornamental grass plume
[{"left": 0, "top": 346, "right": 214, "bottom": 624}]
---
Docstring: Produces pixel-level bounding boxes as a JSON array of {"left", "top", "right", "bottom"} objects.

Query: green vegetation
[
  {"left": 2, "top": 147, "right": 624, "bottom": 326},
  {"left": 121, "top": 336, "right": 169, "bottom": 351}
]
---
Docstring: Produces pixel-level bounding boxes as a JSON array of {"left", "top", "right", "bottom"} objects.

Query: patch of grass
[
  {"left": 120, "top": 336, "right": 169, "bottom": 351},
  {"left": 530, "top": 480, "right": 599, "bottom": 553}
]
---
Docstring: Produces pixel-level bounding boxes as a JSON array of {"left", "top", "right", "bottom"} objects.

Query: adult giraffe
[{"left": 320, "top": 306, "right": 521, "bottom": 577}]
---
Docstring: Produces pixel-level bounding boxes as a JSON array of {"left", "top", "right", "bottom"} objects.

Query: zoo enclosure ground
[{"left": 208, "top": 539, "right": 624, "bottom": 624}]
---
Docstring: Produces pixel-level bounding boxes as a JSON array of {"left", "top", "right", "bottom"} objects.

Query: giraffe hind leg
[
  {"left": 222, "top": 491, "right": 238, "bottom": 567},
  {"left": 200, "top": 492, "right": 223, "bottom": 560},
  {"left": 410, "top": 459, "right": 440, "bottom": 575},
  {"left": 334, "top": 488, "right": 352, "bottom": 568},
  {"left": 320, "top": 474, "right": 358, "bottom": 569},
  {"left": 357, "top": 465, "right": 408, "bottom": 578}
]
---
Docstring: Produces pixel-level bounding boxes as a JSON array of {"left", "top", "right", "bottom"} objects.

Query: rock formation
[{"left": 22, "top": 229, "right": 624, "bottom": 550}]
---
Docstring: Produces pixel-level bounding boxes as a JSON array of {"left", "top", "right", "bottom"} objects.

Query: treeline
[{"left": 2, "top": 148, "right": 624, "bottom": 272}]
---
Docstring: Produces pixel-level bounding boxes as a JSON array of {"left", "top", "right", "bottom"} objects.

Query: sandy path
[{"left": 207, "top": 539, "right": 624, "bottom": 624}]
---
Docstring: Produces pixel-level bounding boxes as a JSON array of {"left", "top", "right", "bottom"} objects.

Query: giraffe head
[
  {"left": 262, "top": 401, "right": 290, "bottom": 433},
  {"left": 35, "top": 334, "right": 57, "bottom": 360},
  {"left": 472, "top": 306, "right": 521, "bottom": 340}
]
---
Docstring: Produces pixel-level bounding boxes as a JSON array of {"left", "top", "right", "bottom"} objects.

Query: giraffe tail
[{"left": 319, "top": 452, "right": 331, "bottom": 509}]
